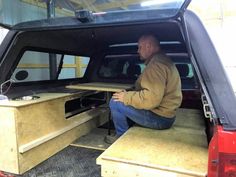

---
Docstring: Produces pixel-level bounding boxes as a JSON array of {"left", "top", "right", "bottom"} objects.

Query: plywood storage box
[
  {"left": 97, "top": 109, "right": 208, "bottom": 177},
  {"left": 0, "top": 91, "right": 108, "bottom": 174}
]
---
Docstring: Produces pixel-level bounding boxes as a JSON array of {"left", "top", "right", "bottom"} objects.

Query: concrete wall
[{"left": 0, "top": 27, "right": 8, "bottom": 44}]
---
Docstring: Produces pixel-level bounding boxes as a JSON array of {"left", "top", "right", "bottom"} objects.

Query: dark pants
[{"left": 109, "top": 99, "right": 175, "bottom": 136}]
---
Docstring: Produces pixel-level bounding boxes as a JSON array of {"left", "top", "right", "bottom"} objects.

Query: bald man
[{"left": 105, "top": 34, "right": 182, "bottom": 144}]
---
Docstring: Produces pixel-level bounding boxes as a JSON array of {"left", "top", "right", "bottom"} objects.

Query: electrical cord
[{"left": 0, "top": 79, "right": 14, "bottom": 95}]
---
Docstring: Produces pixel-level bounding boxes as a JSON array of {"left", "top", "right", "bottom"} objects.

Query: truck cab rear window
[{"left": 98, "top": 55, "right": 143, "bottom": 80}]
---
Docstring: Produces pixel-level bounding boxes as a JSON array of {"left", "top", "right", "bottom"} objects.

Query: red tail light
[{"left": 219, "top": 153, "right": 236, "bottom": 177}]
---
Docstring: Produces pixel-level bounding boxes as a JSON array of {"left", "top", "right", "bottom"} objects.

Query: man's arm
[{"left": 122, "top": 61, "right": 167, "bottom": 110}]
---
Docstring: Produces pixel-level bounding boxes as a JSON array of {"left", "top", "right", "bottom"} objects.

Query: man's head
[{"left": 138, "top": 34, "right": 160, "bottom": 61}]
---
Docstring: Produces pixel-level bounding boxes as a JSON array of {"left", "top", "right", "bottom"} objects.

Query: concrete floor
[{"left": 14, "top": 146, "right": 102, "bottom": 177}]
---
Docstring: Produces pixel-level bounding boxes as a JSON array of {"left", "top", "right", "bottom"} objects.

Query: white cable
[{"left": 0, "top": 79, "right": 15, "bottom": 95}]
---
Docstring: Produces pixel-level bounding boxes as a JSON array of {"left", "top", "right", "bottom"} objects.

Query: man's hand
[{"left": 112, "top": 90, "right": 126, "bottom": 102}]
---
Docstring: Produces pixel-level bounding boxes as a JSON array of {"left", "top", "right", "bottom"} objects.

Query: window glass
[
  {"left": 175, "top": 63, "right": 194, "bottom": 78},
  {"left": 98, "top": 55, "right": 142, "bottom": 80},
  {"left": 175, "top": 62, "right": 198, "bottom": 89},
  {"left": 11, "top": 51, "right": 90, "bottom": 82},
  {"left": 0, "top": 0, "right": 187, "bottom": 26},
  {"left": 187, "top": 64, "right": 194, "bottom": 78},
  {"left": 99, "top": 56, "right": 194, "bottom": 80},
  {"left": 99, "top": 55, "right": 197, "bottom": 89}
]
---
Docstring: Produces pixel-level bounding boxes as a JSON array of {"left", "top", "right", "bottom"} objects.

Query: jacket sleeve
[{"left": 123, "top": 61, "right": 167, "bottom": 110}]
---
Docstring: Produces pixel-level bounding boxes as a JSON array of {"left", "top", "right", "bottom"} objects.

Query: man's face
[{"left": 137, "top": 40, "right": 150, "bottom": 61}]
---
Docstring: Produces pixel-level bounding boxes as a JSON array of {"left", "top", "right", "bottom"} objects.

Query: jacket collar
[{"left": 144, "top": 51, "right": 161, "bottom": 65}]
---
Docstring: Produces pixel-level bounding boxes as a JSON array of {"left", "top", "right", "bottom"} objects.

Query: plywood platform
[{"left": 97, "top": 109, "right": 208, "bottom": 177}]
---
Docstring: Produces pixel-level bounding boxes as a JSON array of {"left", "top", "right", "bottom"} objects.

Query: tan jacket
[{"left": 123, "top": 52, "right": 182, "bottom": 118}]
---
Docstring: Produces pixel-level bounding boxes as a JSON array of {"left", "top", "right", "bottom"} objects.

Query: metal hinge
[{"left": 201, "top": 95, "right": 213, "bottom": 120}]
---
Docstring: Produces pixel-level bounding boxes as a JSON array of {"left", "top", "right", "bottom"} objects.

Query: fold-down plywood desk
[{"left": 66, "top": 82, "right": 133, "bottom": 92}]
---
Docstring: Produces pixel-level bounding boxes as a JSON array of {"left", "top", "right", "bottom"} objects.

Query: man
[{"left": 105, "top": 34, "right": 182, "bottom": 144}]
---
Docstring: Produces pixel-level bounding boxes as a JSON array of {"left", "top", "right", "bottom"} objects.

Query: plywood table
[{"left": 66, "top": 82, "right": 133, "bottom": 92}]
